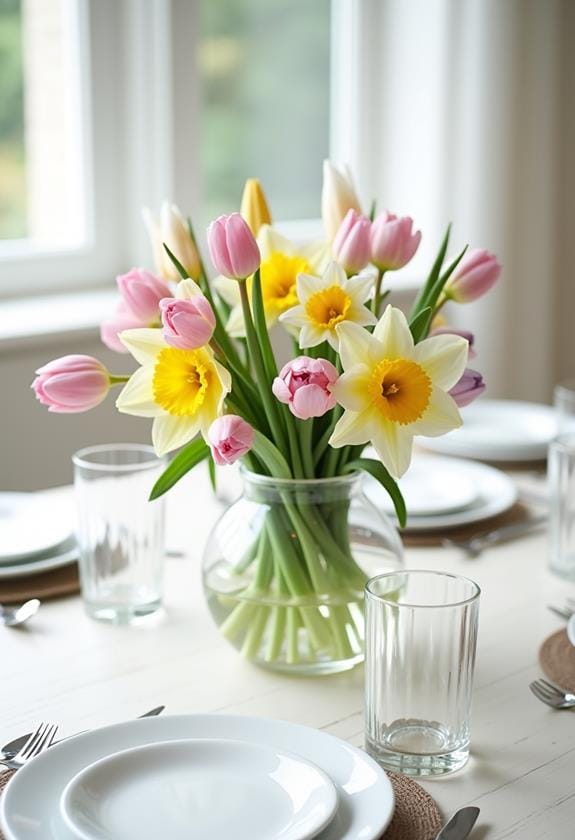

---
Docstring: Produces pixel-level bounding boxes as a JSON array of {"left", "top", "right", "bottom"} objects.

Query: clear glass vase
[{"left": 202, "top": 469, "right": 404, "bottom": 675}]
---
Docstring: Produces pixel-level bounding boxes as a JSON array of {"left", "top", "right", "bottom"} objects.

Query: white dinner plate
[
  {"left": 60, "top": 739, "right": 338, "bottom": 840},
  {"left": 0, "top": 493, "right": 73, "bottom": 562},
  {"left": 364, "top": 455, "right": 518, "bottom": 531},
  {"left": 0, "top": 715, "right": 394, "bottom": 840},
  {"left": 418, "top": 400, "right": 556, "bottom": 461},
  {"left": 0, "top": 537, "right": 78, "bottom": 579},
  {"left": 373, "top": 456, "right": 478, "bottom": 517}
]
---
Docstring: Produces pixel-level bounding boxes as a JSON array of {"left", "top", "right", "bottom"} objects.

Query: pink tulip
[
  {"left": 208, "top": 415, "right": 254, "bottom": 465},
  {"left": 160, "top": 296, "right": 216, "bottom": 349},
  {"left": 444, "top": 249, "right": 501, "bottom": 303},
  {"left": 370, "top": 211, "right": 421, "bottom": 271},
  {"left": 117, "top": 268, "right": 171, "bottom": 322},
  {"left": 272, "top": 357, "right": 338, "bottom": 420},
  {"left": 32, "top": 355, "right": 110, "bottom": 413},
  {"left": 449, "top": 368, "right": 486, "bottom": 408},
  {"left": 100, "top": 303, "right": 144, "bottom": 353},
  {"left": 207, "top": 213, "right": 261, "bottom": 280},
  {"left": 430, "top": 326, "right": 477, "bottom": 359},
  {"left": 333, "top": 209, "right": 372, "bottom": 274}
]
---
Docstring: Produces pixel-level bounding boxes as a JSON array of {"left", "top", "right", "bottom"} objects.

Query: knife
[
  {"left": 0, "top": 705, "right": 165, "bottom": 760},
  {"left": 435, "top": 806, "right": 480, "bottom": 840}
]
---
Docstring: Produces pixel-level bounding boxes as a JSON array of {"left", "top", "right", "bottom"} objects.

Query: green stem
[
  {"left": 109, "top": 375, "right": 130, "bottom": 384},
  {"left": 372, "top": 269, "right": 386, "bottom": 316},
  {"left": 298, "top": 419, "right": 314, "bottom": 478}
]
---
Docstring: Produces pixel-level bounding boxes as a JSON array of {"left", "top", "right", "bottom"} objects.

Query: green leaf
[
  {"left": 343, "top": 457, "right": 407, "bottom": 528},
  {"left": 207, "top": 455, "right": 217, "bottom": 493},
  {"left": 149, "top": 438, "right": 210, "bottom": 500},
  {"left": 251, "top": 267, "right": 278, "bottom": 380},
  {"left": 409, "top": 306, "right": 433, "bottom": 343},
  {"left": 409, "top": 223, "right": 451, "bottom": 320},
  {"left": 251, "top": 431, "right": 292, "bottom": 479},
  {"left": 163, "top": 243, "right": 188, "bottom": 280},
  {"left": 425, "top": 245, "right": 468, "bottom": 311},
  {"left": 369, "top": 199, "right": 377, "bottom": 222}
]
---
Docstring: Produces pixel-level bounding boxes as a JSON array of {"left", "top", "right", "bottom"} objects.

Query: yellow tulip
[{"left": 240, "top": 178, "right": 272, "bottom": 235}]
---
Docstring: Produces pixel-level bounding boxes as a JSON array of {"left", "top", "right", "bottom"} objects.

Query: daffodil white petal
[
  {"left": 329, "top": 409, "right": 372, "bottom": 448},
  {"left": 342, "top": 272, "right": 375, "bottom": 303},
  {"left": 321, "top": 261, "right": 347, "bottom": 288},
  {"left": 330, "top": 364, "right": 372, "bottom": 411},
  {"left": 413, "top": 335, "right": 468, "bottom": 390},
  {"left": 115, "top": 366, "right": 159, "bottom": 417},
  {"left": 296, "top": 273, "right": 322, "bottom": 303},
  {"left": 175, "top": 278, "right": 204, "bottom": 300},
  {"left": 226, "top": 305, "right": 246, "bottom": 337},
  {"left": 257, "top": 225, "right": 294, "bottom": 258},
  {"left": 371, "top": 421, "right": 414, "bottom": 478},
  {"left": 119, "top": 328, "right": 166, "bottom": 365},
  {"left": 347, "top": 305, "right": 378, "bottom": 326},
  {"left": 279, "top": 305, "right": 307, "bottom": 328},
  {"left": 301, "top": 240, "right": 331, "bottom": 273},
  {"left": 374, "top": 306, "right": 415, "bottom": 358},
  {"left": 152, "top": 414, "right": 201, "bottom": 457},
  {"left": 413, "top": 387, "right": 462, "bottom": 437},
  {"left": 299, "top": 322, "right": 328, "bottom": 348},
  {"left": 213, "top": 275, "right": 240, "bottom": 307},
  {"left": 336, "top": 321, "right": 385, "bottom": 370}
]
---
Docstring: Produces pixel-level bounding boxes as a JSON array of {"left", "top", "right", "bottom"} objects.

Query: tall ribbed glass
[
  {"left": 548, "top": 436, "right": 575, "bottom": 580},
  {"left": 73, "top": 444, "right": 166, "bottom": 624},
  {"left": 365, "top": 571, "right": 480, "bottom": 776}
]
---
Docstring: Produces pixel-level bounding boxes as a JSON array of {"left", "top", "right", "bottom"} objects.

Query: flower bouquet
[{"left": 33, "top": 163, "right": 499, "bottom": 672}]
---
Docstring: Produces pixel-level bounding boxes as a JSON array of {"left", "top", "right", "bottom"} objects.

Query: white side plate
[
  {"left": 1, "top": 715, "right": 394, "bottom": 840},
  {"left": 0, "top": 493, "right": 73, "bottom": 563},
  {"left": 0, "top": 537, "right": 78, "bottom": 579}
]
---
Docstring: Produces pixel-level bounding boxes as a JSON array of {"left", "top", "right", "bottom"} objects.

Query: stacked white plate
[
  {"left": 0, "top": 492, "right": 77, "bottom": 578},
  {"left": 364, "top": 453, "right": 518, "bottom": 531},
  {"left": 0, "top": 715, "right": 395, "bottom": 839}
]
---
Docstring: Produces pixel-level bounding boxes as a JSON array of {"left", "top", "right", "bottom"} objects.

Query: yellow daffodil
[
  {"left": 116, "top": 328, "right": 231, "bottom": 456},
  {"left": 240, "top": 178, "right": 272, "bottom": 235},
  {"left": 329, "top": 306, "right": 468, "bottom": 477},
  {"left": 280, "top": 261, "right": 377, "bottom": 351},
  {"left": 214, "top": 225, "right": 329, "bottom": 337}
]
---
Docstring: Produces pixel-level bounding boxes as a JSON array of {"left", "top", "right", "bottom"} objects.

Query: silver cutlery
[
  {"left": 0, "top": 723, "right": 58, "bottom": 771},
  {"left": 435, "top": 806, "right": 480, "bottom": 839},
  {"left": 443, "top": 516, "right": 547, "bottom": 559},
  {"left": 0, "top": 705, "right": 165, "bottom": 761},
  {"left": 530, "top": 678, "right": 575, "bottom": 709},
  {"left": 0, "top": 598, "right": 41, "bottom": 627}
]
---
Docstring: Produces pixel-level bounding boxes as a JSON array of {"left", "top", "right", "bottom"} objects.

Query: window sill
[{"left": 0, "top": 288, "right": 117, "bottom": 353}]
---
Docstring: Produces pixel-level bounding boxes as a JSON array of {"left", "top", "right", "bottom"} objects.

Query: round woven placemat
[
  {"left": 383, "top": 771, "right": 442, "bottom": 839},
  {"left": 0, "top": 563, "right": 79, "bottom": 604},
  {"left": 0, "top": 768, "right": 442, "bottom": 840},
  {"left": 539, "top": 628, "right": 575, "bottom": 692}
]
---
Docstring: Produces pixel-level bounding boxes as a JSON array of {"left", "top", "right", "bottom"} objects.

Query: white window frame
[{"left": 0, "top": 0, "right": 366, "bottom": 299}]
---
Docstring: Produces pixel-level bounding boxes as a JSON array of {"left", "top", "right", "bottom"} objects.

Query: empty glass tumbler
[
  {"left": 554, "top": 380, "right": 575, "bottom": 436},
  {"left": 365, "top": 571, "right": 480, "bottom": 776},
  {"left": 73, "top": 444, "right": 166, "bottom": 623},
  {"left": 548, "top": 436, "right": 575, "bottom": 580}
]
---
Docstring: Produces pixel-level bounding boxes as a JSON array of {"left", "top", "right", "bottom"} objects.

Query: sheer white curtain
[{"left": 332, "top": 0, "right": 575, "bottom": 402}]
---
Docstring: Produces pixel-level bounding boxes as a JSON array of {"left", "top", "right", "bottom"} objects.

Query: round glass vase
[{"left": 202, "top": 469, "right": 404, "bottom": 675}]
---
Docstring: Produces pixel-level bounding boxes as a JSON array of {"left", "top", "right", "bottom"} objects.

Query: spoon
[{"left": 0, "top": 598, "right": 41, "bottom": 627}]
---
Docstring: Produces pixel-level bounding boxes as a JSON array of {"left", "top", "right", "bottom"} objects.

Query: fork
[
  {"left": 529, "top": 678, "right": 575, "bottom": 709},
  {"left": 443, "top": 516, "right": 547, "bottom": 559},
  {"left": 0, "top": 723, "right": 58, "bottom": 771}
]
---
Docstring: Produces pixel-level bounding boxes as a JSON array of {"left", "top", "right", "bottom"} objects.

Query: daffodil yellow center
[
  {"left": 368, "top": 358, "right": 432, "bottom": 425},
  {"left": 259, "top": 252, "right": 311, "bottom": 315},
  {"left": 305, "top": 285, "right": 352, "bottom": 330},
  {"left": 152, "top": 348, "right": 212, "bottom": 417}
]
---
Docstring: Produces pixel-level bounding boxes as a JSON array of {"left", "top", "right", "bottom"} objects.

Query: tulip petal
[
  {"left": 115, "top": 367, "right": 159, "bottom": 417},
  {"left": 371, "top": 420, "right": 414, "bottom": 478},
  {"left": 329, "top": 408, "right": 372, "bottom": 448},
  {"left": 413, "top": 334, "right": 469, "bottom": 390},
  {"left": 175, "top": 278, "right": 204, "bottom": 300},
  {"left": 336, "top": 321, "right": 383, "bottom": 370},
  {"left": 330, "top": 364, "right": 372, "bottom": 411},
  {"left": 413, "top": 387, "right": 462, "bottom": 437},
  {"left": 119, "top": 328, "right": 166, "bottom": 365},
  {"left": 374, "top": 306, "right": 414, "bottom": 358},
  {"left": 152, "top": 414, "right": 200, "bottom": 457}
]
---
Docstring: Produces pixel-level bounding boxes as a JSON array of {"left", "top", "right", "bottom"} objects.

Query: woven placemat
[
  {"left": 402, "top": 501, "right": 530, "bottom": 547},
  {"left": 0, "top": 767, "right": 441, "bottom": 840},
  {"left": 0, "top": 563, "right": 79, "bottom": 604},
  {"left": 539, "top": 628, "right": 575, "bottom": 692}
]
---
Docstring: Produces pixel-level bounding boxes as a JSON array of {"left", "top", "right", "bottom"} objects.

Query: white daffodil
[
  {"left": 279, "top": 261, "right": 377, "bottom": 351},
  {"left": 329, "top": 306, "right": 468, "bottom": 477},
  {"left": 116, "top": 328, "right": 231, "bottom": 456},
  {"left": 214, "top": 225, "right": 330, "bottom": 337}
]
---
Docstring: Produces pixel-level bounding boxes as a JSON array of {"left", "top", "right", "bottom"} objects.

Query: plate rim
[
  {"left": 0, "top": 492, "right": 73, "bottom": 563},
  {"left": 60, "top": 737, "right": 339, "bottom": 840},
  {"left": 0, "top": 714, "right": 394, "bottom": 840}
]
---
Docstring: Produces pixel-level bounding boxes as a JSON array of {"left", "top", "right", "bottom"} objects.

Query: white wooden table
[{"left": 1, "top": 468, "right": 574, "bottom": 838}]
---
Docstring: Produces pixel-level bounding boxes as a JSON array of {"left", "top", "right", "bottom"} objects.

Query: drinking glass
[
  {"left": 365, "top": 570, "right": 480, "bottom": 776},
  {"left": 548, "top": 436, "right": 575, "bottom": 580},
  {"left": 73, "top": 444, "right": 166, "bottom": 623},
  {"left": 554, "top": 379, "right": 575, "bottom": 437}
]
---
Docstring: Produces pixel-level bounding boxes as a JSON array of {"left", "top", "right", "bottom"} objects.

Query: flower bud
[
  {"left": 444, "top": 249, "right": 501, "bottom": 303},
  {"left": 240, "top": 178, "right": 272, "bottom": 236},
  {"left": 333, "top": 209, "right": 372, "bottom": 274},
  {"left": 32, "top": 355, "right": 110, "bottom": 413},
  {"left": 449, "top": 368, "right": 486, "bottom": 407},
  {"left": 160, "top": 295, "right": 216, "bottom": 349},
  {"left": 143, "top": 201, "right": 201, "bottom": 281},
  {"left": 208, "top": 415, "right": 254, "bottom": 465},
  {"left": 117, "top": 268, "right": 170, "bottom": 323},
  {"left": 207, "top": 213, "right": 261, "bottom": 280},
  {"left": 370, "top": 211, "right": 421, "bottom": 271},
  {"left": 321, "top": 160, "right": 361, "bottom": 241},
  {"left": 272, "top": 357, "right": 338, "bottom": 420}
]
